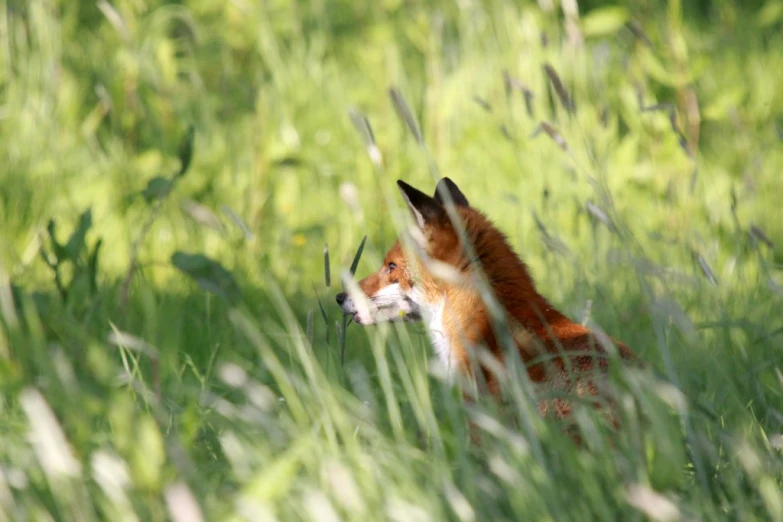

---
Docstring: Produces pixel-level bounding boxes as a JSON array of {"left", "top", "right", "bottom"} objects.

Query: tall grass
[{"left": 1, "top": 0, "right": 783, "bottom": 520}]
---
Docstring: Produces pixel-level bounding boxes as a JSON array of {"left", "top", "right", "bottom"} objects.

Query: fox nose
[{"left": 335, "top": 292, "right": 347, "bottom": 306}]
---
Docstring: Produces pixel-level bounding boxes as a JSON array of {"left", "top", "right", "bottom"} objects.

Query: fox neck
[
  {"left": 413, "top": 278, "right": 563, "bottom": 373},
  {"left": 409, "top": 218, "right": 572, "bottom": 375},
  {"left": 450, "top": 209, "right": 571, "bottom": 345},
  {"left": 405, "top": 287, "right": 448, "bottom": 372},
  {"left": 423, "top": 297, "right": 453, "bottom": 372}
]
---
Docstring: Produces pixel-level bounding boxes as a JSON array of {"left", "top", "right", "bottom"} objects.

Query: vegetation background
[{"left": 1, "top": 0, "right": 783, "bottom": 520}]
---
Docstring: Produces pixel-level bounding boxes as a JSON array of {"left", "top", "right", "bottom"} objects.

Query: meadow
[{"left": 2, "top": 0, "right": 783, "bottom": 520}]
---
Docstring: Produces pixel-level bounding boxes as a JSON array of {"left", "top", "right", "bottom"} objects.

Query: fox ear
[
  {"left": 433, "top": 177, "right": 469, "bottom": 207},
  {"left": 397, "top": 180, "right": 445, "bottom": 231}
]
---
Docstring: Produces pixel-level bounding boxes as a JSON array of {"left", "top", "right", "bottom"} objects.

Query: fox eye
[{"left": 388, "top": 262, "right": 397, "bottom": 271}]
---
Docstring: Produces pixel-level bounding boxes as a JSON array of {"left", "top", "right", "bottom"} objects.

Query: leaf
[
  {"left": 171, "top": 252, "right": 241, "bottom": 303},
  {"left": 65, "top": 208, "right": 93, "bottom": 259},
  {"left": 272, "top": 156, "right": 304, "bottom": 168},
  {"left": 581, "top": 7, "right": 629, "bottom": 37},
  {"left": 45, "top": 220, "right": 68, "bottom": 261},
  {"left": 142, "top": 176, "right": 174, "bottom": 203},
  {"left": 323, "top": 243, "right": 331, "bottom": 289},
  {"left": 176, "top": 125, "right": 195, "bottom": 178},
  {"left": 88, "top": 239, "right": 103, "bottom": 295},
  {"left": 349, "top": 236, "right": 367, "bottom": 276}
]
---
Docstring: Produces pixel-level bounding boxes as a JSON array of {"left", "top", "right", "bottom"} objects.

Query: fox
[{"left": 336, "top": 177, "right": 638, "bottom": 433}]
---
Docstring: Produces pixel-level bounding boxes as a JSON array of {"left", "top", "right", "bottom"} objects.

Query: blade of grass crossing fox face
[{"left": 341, "top": 235, "right": 367, "bottom": 365}]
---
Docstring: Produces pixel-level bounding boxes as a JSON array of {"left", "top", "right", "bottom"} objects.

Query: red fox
[{"left": 336, "top": 177, "right": 638, "bottom": 431}]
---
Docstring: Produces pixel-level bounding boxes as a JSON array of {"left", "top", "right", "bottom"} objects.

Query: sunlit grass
[{"left": 1, "top": 0, "right": 783, "bottom": 520}]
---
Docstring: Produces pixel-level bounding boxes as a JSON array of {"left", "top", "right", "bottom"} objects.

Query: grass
[{"left": 2, "top": 0, "right": 783, "bottom": 520}]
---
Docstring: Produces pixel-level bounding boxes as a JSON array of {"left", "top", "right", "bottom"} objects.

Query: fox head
[{"left": 336, "top": 177, "right": 474, "bottom": 326}]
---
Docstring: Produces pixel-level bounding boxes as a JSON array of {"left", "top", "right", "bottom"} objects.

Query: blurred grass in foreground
[{"left": 1, "top": 0, "right": 783, "bottom": 520}]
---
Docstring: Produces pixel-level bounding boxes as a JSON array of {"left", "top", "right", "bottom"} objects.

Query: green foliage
[
  {"left": 34, "top": 208, "right": 103, "bottom": 305},
  {"left": 171, "top": 251, "right": 242, "bottom": 304},
  {"left": 1, "top": 0, "right": 783, "bottom": 521}
]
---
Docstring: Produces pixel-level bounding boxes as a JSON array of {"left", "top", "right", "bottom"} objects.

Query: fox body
[{"left": 336, "top": 178, "right": 637, "bottom": 421}]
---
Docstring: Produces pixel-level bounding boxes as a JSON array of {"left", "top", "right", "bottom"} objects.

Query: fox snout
[
  {"left": 336, "top": 290, "right": 367, "bottom": 325},
  {"left": 336, "top": 279, "right": 422, "bottom": 326}
]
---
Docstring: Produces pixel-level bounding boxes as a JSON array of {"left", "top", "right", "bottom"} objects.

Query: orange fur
[{"left": 337, "top": 178, "right": 639, "bottom": 438}]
